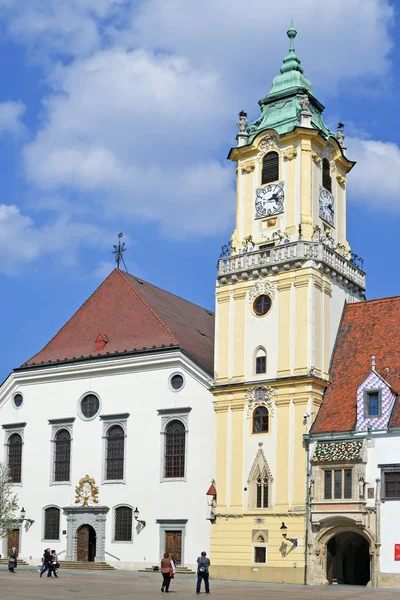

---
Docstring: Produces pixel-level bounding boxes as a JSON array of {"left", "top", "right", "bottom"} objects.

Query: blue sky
[{"left": 0, "top": 0, "right": 399, "bottom": 381}]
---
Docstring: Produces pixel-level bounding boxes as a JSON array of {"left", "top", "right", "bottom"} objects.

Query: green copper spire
[{"left": 246, "top": 26, "right": 333, "bottom": 142}]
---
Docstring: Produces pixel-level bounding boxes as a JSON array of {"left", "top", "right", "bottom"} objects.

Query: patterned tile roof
[
  {"left": 312, "top": 440, "right": 363, "bottom": 462},
  {"left": 312, "top": 296, "right": 400, "bottom": 433},
  {"left": 21, "top": 269, "right": 215, "bottom": 375}
]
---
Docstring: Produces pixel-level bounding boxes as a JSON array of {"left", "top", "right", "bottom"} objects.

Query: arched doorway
[
  {"left": 327, "top": 531, "right": 370, "bottom": 585},
  {"left": 77, "top": 524, "right": 96, "bottom": 562}
]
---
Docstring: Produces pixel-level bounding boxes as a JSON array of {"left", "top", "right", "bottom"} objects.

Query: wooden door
[
  {"left": 77, "top": 526, "right": 89, "bottom": 561},
  {"left": 7, "top": 529, "right": 19, "bottom": 556},
  {"left": 165, "top": 530, "right": 182, "bottom": 565}
]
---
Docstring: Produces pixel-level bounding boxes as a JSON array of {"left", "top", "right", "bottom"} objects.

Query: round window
[
  {"left": 13, "top": 393, "right": 23, "bottom": 408},
  {"left": 253, "top": 294, "right": 272, "bottom": 316},
  {"left": 80, "top": 394, "right": 100, "bottom": 419},
  {"left": 170, "top": 374, "right": 184, "bottom": 391}
]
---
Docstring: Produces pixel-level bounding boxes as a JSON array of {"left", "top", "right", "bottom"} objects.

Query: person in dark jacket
[
  {"left": 196, "top": 551, "right": 210, "bottom": 594},
  {"left": 160, "top": 553, "right": 173, "bottom": 592},
  {"left": 8, "top": 547, "right": 17, "bottom": 573}
]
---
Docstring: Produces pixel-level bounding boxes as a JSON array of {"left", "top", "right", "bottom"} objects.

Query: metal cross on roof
[{"left": 112, "top": 232, "right": 128, "bottom": 271}]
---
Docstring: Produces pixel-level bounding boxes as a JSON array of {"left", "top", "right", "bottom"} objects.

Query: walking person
[
  {"left": 196, "top": 551, "right": 210, "bottom": 594},
  {"left": 8, "top": 547, "right": 17, "bottom": 573},
  {"left": 50, "top": 550, "right": 59, "bottom": 578},
  {"left": 160, "top": 552, "right": 173, "bottom": 593},
  {"left": 39, "top": 548, "right": 48, "bottom": 577}
]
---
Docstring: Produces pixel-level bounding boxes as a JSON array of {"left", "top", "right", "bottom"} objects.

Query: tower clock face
[
  {"left": 255, "top": 183, "right": 284, "bottom": 219},
  {"left": 319, "top": 187, "right": 335, "bottom": 227}
]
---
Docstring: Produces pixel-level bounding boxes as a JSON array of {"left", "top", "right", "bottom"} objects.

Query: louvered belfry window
[
  {"left": 165, "top": 420, "right": 185, "bottom": 478},
  {"left": 106, "top": 425, "right": 125, "bottom": 480},
  {"left": 322, "top": 158, "right": 332, "bottom": 192},
  {"left": 44, "top": 507, "right": 60, "bottom": 540},
  {"left": 115, "top": 506, "right": 133, "bottom": 541},
  {"left": 54, "top": 429, "right": 71, "bottom": 482},
  {"left": 8, "top": 433, "right": 22, "bottom": 483},
  {"left": 261, "top": 151, "right": 279, "bottom": 185}
]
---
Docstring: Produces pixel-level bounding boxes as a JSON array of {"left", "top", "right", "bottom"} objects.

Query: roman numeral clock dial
[
  {"left": 255, "top": 183, "right": 284, "bottom": 219},
  {"left": 319, "top": 187, "right": 335, "bottom": 227}
]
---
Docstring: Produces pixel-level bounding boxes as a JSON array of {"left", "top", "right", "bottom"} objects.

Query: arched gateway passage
[{"left": 327, "top": 531, "right": 370, "bottom": 585}]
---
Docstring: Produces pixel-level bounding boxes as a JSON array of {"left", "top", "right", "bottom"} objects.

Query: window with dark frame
[
  {"left": 367, "top": 392, "right": 379, "bottom": 417},
  {"left": 164, "top": 420, "right": 186, "bottom": 478},
  {"left": 384, "top": 471, "right": 400, "bottom": 498},
  {"left": 261, "top": 152, "right": 279, "bottom": 185},
  {"left": 81, "top": 394, "right": 100, "bottom": 419},
  {"left": 8, "top": 433, "right": 22, "bottom": 483},
  {"left": 114, "top": 506, "right": 133, "bottom": 542},
  {"left": 253, "top": 295, "right": 272, "bottom": 316},
  {"left": 106, "top": 425, "right": 125, "bottom": 480},
  {"left": 256, "top": 355, "right": 266, "bottom": 374},
  {"left": 44, "top": 507, "right": 60, "bottom": 540},
  {"left": 254, "top": 546, "right": 266, "bottom": 563},
  {"left": 253, "top": 406, "right": 269, "bottom": 433},
  {"left": 324, "top": 468, "right": 352, "bottom": 500},
  {"left": 322, "top": 158, "right": 332, "bottom": 192},
  {"left": 256, "top": 475, "right": 269, "bottom": 508},
  {"left": 54, "top": 429, "right": 71, "bottom": 482}
]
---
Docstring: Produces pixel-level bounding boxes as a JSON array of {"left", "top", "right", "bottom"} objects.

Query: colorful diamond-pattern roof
[{"left": 312, "top": 440, "right": 363, "bottom": 462}]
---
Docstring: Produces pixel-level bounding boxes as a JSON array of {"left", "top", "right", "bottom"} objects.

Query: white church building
[{"left": 0, "top": 268, "right": 215, "bottom": 570}]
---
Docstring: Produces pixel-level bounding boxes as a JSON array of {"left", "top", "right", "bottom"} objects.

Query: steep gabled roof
[
  {"left": 312, "top": 296, "right": 400, "bottom": 434},
  {"left": 22, "top": 269, "right": 214, "bottom": 375}
]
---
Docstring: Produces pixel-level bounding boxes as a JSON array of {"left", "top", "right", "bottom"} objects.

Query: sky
[{"left": 0, "top": 0, "right": 399, "bottom": 381}]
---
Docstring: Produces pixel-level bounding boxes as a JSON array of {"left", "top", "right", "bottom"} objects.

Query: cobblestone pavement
[{"left": 0, "top": 567, "right": 398, "bottom": 600}]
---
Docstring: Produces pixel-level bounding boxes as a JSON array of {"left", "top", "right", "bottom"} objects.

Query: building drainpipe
[{"left": 304, "top": 434, "right": 310, "bottom": 586}]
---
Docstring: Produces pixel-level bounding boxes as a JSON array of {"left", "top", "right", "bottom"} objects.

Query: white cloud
[
  {"left": 0, "top": 101, "right": 26, "bottom": 137},
  {"left": 347, "top": 137, "right": 400, "bottom": 210}
]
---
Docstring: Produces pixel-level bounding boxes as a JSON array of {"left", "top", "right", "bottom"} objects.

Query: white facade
[{"left": 0, "top": 349, "right": 215, "bottom": 570}]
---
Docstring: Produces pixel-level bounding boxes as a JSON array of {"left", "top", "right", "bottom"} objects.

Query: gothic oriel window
[
  {"left": 322, "top": 158, "right": 332, "bottom": 192},
  {"left": 164, "top": 420, "right": 185, "bottom": 478},
  {"left": 261, "top": 151, "right": 279, "bottom": 185},
  {"left": 54, "top": 429, "right": 71, "bottom": 482},
  {"left": 253, "top": 406, "right": 269, "bottom": 434},
  {"left": 8, "top": 433, "right": 22, "bottom": 483},
  {"left": 256, "top": 474, "right": 269, "bottom": 508},
  {"left": 106, "top": 425, "right": 125, "bottom": 480},
  {"left": 114, "top": 506, "right": 133, "bottom": 542},
  {"left": 44, "top": 507, "right": 60, "bottom": 540}
]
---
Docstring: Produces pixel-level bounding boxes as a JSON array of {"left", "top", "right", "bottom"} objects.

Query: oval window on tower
[{"left": 253, "top": 295, "right": 272, "bottom": 316}]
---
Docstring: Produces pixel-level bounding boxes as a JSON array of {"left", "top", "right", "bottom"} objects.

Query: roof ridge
[
  {"left": 117, "top": 270, "right": 179, "bottom": 345},
  {"left": 347, "top": 295, "right": 400, "bottom": 309},
  {"left": 23, "top": 269, "right": 118, "bottom": 366}
]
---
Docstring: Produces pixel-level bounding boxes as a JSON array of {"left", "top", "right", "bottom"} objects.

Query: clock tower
[{"left": 211, "top": 26, "right": 366, "bottom": 584}]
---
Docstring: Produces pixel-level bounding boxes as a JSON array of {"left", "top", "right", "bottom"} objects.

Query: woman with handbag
[
  {"left": 8, "top": 547, "right": 18, "bottom": 573},
  {"left": 160, "top": 553, "right": 173, "bottom": 593}
]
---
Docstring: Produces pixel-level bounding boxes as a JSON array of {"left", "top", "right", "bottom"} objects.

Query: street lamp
[
  {"left": 280, "top": 522, "right": 297, "bottom": 547},
  {"left": 133, "top": 507, "right": 146, "bottom": 527},
  {"left": 20, "top": 507, "right": 35, "bottom": 526}
]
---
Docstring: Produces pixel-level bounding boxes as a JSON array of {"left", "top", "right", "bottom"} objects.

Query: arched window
[
  {"left": 164, "top": 420, "right": 186, "bottom": 478},
  {"left": 8, "top": 433, "right": 22, "bottom": 483},
  {"left": 253, "top": 406, "right": 269, "bottom": 434},
  {"left": 255, "top": 348, "right": 267, "bottom": 374},
  {"left": 256, "top": 473, "right": 269, "bottom": 508},
  {"left": 322, "top": 158, "right": 332, "bottom": 192},
  {"left": 261, "top": 151, "right": 279, "bottom": 185},
  {"left": 114, "top": 506, "right": 133, "bottom": 542},
  {"left": 54, "top": 429, "right": 71, "bottom": 482},
  {"left": 106, "top": 425, "right": 125, "bottom": 480},
  {"left": 44, "top": 507, "right": 60, "bottom": 540}
]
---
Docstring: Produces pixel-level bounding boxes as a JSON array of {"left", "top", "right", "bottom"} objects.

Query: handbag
[{"left": 169, "top": 567, "right": 174, "bottom": 578}]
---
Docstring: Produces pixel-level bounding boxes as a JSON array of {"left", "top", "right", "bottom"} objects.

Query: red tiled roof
[
  {"left": 23, "top": 269, "right": 214, "bottom": 375},
  {"left": 312, "top": 296, "right": 400, "bottom": 433}
]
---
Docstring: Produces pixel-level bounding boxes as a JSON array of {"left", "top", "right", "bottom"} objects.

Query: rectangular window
[
  {"left": 368, "top": 392, "right": 379, "bottom": 417},
  {"left": 324, "top": 468, "right": 353, "bottom": 500},
  {"left": 254, "top": 546, "right": 266, "bottom": 563},
  {"left": 334, "top": 470, "right": 342, "bottom": 499},
  {"left": 384, "top": 472, "right": 400, "bottom": 498},
  {"left": 344, "top": 469, "right": 352, "bottom": 499},
  {"left": 324, "top": 470, "right": 332, "bottom": 499},
  {"left": 256, "top": 356, "right": 266, "bottom": 374}
]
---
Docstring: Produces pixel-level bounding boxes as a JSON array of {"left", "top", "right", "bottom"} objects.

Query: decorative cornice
[
  {"left": 157, "top": 407, "right": 192, "bottom": 416},
  {"left": 283, "top": 147, "right": 298, "bottom": 161},
  {"left": 48, "top": 417, "right": 76, "bottom": 425},
  {"left": 100, "top": 413, "right": 130, "bottom": 421},
  {"left": 2, "top": 422, "right": 27, "bottom": 430},
  {"left": 241, "top": 160, "right": 256, "bottom": 174},
  {"left": 336, "top": 173, "right": 346, "bottom": 185}
]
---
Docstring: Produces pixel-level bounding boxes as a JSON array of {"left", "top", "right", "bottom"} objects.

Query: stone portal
[{"left": 63, "top": 505, "right": 109, "bottom": 562}]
